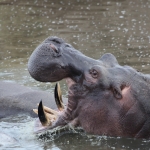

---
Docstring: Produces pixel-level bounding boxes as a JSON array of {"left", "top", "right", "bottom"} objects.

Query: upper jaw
[{"left": 28, "top": 36, "right": 95, "bottom": 83}]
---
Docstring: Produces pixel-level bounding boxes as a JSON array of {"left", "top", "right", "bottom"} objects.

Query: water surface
[{"left": 0, "top": 0, "right": 150, "bottom": 149}]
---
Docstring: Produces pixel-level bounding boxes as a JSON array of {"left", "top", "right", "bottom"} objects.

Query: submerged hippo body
[
  {"left": 28, "top": 36, "right": 150, "bottom": 138},
  {"left": 0, "top": 81, "right": 67, "bottom": 118}
]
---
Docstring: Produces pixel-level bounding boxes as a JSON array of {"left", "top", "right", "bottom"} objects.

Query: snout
[
  {"left": 28, "top": 38, "right": 66, "bottom": 82},
  {"left": 50, "top": 43, "right": 58, "bottom": 52},
  {"left": 28, "top": 36, "right": 103, "bottom": 83}
]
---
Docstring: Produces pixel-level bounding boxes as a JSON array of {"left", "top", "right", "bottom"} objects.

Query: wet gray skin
[
  {"left": 0, "top": 81, "right": 68, "bottom": 118},
  {"left": 28, "top": 36, "right": 118, "bottom": 83},
  {"left": 28, "top": 36, "right": 150, "bottom": 138}
]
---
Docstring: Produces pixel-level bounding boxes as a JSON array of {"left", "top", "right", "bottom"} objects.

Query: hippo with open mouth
[{"left": 28, "top": 36, "right": 150, "bottom": 138}]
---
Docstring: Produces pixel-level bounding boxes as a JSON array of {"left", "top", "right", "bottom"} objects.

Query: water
[
  {"left": 0, "top": 0, "right": 150, "bottom": 149},
  {"left": 1, "top": 115, "right": 150, "bottom": 150}
]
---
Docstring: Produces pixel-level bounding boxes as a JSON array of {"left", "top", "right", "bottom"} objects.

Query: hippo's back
[{"left": 0, "top": 81, "right": 65, "bottom": 118}]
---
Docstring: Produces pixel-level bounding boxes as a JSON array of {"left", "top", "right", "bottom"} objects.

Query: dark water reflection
[
  {"left": 52, "top": 134, "right": 150, "bottom": 150},
  {"left": 0, "top": 0, "right": 150, "bottom": 149}
]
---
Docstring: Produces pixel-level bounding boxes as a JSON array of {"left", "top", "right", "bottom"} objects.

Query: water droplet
[
  {"left": 59, "top": 7, "right": 62, "bottom": 11},
  {"left": 119, "top": 16, "right": 124, "bottom": 18},
  {"left": 110, "top": 30, "right": 115, "bottom": 32}
]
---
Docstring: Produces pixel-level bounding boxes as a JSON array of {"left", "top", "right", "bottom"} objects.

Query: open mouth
[
  {"left": 33, "top": 78, "right": 76, "bottom": 133},
  {"left": 66, "top": 78, "right": 76, "bottom": 96}
]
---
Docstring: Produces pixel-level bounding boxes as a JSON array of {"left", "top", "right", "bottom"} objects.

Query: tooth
[
  {"left": 33, "top": 106, "right": 58, "bottom": 120},
  {"left": 33, "top": 109, "right": 38, "bottom": 115},
  {"left": 43, "top": 105, "right": 58, "bottom": 116},
  {"left": 46, "top": 112, "right": 57, "bottom": 120},
  {"left": 38, "top": 100, "right": 51, "bottom": 126},
  {"left": 54, "top": 83, "right": 64, "bottom": 111},
  {"left": 36, "top": 104, "right": 58, "bottom": 116}
]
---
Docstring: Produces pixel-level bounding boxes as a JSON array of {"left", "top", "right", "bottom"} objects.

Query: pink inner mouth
[
  {"left": 66, "top": 78, "right": 76, "bottom": 88},
  {"left": 66, "top": 78, "right": 76, "bottom": 96},
  {"left": 34, "top": 78, "right": 76, "bottom": 133}
]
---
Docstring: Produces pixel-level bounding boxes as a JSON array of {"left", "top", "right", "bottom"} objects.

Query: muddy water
[{"left": 0, "top": 0, "right": 150, "bottom": 149}]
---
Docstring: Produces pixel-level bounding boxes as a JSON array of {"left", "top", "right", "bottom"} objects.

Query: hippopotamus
[
  {"left": 27, "top": 36, "right": 150, "bottom": 139},
  {"left": 0, "top": 81, "right": 67, "bottom": 118}
]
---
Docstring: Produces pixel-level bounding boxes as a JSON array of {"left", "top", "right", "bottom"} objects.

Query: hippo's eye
[{"left": 89, "top": 69, "right": 98, "bottom": 78}]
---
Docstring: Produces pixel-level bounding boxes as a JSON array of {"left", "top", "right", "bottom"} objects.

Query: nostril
[{"left": 50, "top": 43, "right": 59, "bottom": 53}]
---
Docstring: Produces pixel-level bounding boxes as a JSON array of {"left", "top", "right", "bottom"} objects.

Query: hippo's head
[
  {"left": 28, "top": 37, "right": 150, "bottom": 138},
  {"left": 28, "top": 36, "right": 120, "bottom": 97},
  {"left": 28, "top": 37, "right": 84, "bottom": 82}
]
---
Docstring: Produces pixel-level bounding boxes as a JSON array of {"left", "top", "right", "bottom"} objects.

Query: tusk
[
  {"left": 54, "top": 83, "right": 64, "bottom": 111},
  {"left": 34, "top": 107, "right": 57, "bottom": 120},
  {"left": 33, "top": 108, "right": 57, "bottom": 120},
  {"left": 36, "top": 104, "right": 58, "bottom": 116},
  {"left": 46, "top": 112, "right": 57, "bottom": 120},
  {"left": 38, "top": 100, "right": 51, "bottom": 126},
  {"left": 43, "top": 105, "right": 58, "bottom": 116},
  {"left": 33, "top": 109, "right": 38, "bottom": 115}
]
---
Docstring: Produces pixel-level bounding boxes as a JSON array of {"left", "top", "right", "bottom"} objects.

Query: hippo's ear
[
  {"left": 99, "top": 53, "right": 119, "bottom": 67},
  {"left": 112, "top": 86, "right": 122, "bottom": 99}
]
